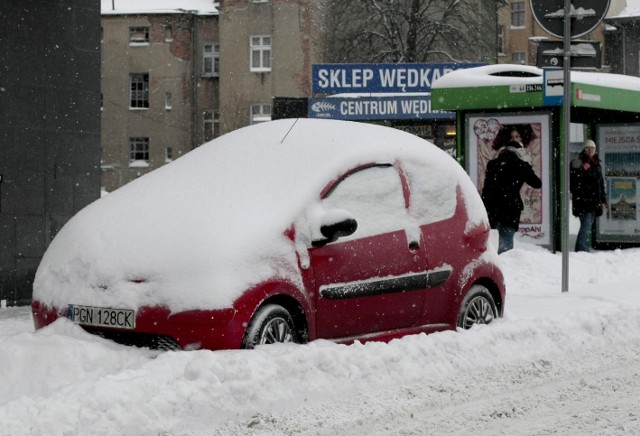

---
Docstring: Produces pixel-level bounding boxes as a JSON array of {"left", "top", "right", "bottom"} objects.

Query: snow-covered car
[{"left": 32, "top": 118, "right": 505, "bottom": 350}]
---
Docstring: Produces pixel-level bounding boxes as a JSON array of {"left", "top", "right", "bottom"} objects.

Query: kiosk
[{"left": 432, "top": 64, "right": 640, "bottom": 251}]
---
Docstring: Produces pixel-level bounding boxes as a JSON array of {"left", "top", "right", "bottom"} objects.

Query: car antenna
[{"left": 280, "top": 118, "right": 299, "bottom": 144}]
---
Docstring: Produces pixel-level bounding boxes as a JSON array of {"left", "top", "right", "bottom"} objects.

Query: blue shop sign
[
  {"left": 312, "top": 63, "right": 484, "bottom": 94},
  {"left": 308, "top": 95, "right": 454, "bottom": 121}
]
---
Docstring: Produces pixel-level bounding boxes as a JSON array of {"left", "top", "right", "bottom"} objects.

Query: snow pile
[{"left": 5, "top": 243, "right": 640, "bottom": 434}]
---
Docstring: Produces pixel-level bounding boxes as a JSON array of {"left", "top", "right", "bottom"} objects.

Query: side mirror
[{"left": 311, "top": 211, "right": 358, "bottom": 247}]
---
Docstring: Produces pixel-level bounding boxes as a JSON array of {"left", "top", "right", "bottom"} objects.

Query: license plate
[{"left": 67, "top": 305, "right": 136, "bottom": 329}]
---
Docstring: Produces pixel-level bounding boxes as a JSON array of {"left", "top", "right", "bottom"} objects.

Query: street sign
[
  {"left": 543, "top": 68, "right": 563, "bottom": 106},
  {"left": 312, "top": 63, "right": 484, "bottom": 94},
  {"left": 530, "top": 0, "right": 611, "bottom": 39},
  {"left": 307, "top": 95, "right": 454, "bottom": 121},
  {"left": 536, "top": 40, "right": 602, "bottom": 69}
]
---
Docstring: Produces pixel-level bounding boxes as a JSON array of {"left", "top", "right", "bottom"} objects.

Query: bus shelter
[{"left": 431, "top": 64, "right": 640, "bottom": 251}]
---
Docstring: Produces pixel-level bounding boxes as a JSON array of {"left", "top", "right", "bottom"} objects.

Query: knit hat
[{"left": 585, "top": 139, "right": 596, "bottom": 149}]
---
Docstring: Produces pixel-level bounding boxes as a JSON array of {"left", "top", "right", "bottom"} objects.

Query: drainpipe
[
  {"left": 622, "top": 26, "right": 626, "bottom": 74},
  {"left": 178, "top": 9, "right": 199, "bottom": 149}
]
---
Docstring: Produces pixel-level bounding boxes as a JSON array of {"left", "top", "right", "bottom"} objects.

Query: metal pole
[{"left": 561, "top": 0, "right": 571, "bottom": 293}]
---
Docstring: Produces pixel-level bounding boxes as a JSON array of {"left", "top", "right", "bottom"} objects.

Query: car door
[{"left": 309, "top": 164, "right": 426, "bottom": 339}]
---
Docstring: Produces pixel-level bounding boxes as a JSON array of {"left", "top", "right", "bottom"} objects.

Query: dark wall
[
  {"left": 0, "top": 1, "right": 101, "bottom": 305},
  {"left": 605, "top": 20, "right": 640, "bottom": 76}
]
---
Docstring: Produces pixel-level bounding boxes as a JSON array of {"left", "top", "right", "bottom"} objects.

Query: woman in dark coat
[
  {"left": 482, "top": 140, "right": 542, "bottom": 254},
  {"left": 570, "top": 139, "right": 607, "bottom": 252}
]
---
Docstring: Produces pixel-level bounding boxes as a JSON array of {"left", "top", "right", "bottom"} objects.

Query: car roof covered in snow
[{"left": 34, "top": 118, "right": 485, "bottom": 312}]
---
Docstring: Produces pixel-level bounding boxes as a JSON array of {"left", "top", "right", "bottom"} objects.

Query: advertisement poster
[
  {"left": 597, "top": 124, "right": 640, "bottom": 241},
  {"left": 466, "top": 113, "right": 551, "bottom": 246}
]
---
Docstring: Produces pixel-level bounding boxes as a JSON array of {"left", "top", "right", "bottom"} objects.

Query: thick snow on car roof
[{"left": 34, "top": 119, "right": 486, "bottom": 312}]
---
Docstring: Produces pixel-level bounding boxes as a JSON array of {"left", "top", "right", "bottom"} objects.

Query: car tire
[
  {"left": 456, "top": 285, "right": 498, "bottom": 329},
  {"left": 242, "top": 304, "right": 296, "bottom": 349}
]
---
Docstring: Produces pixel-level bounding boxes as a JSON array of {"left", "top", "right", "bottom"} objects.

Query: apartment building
[
  {"left": 497, "top": 0, "right": 627, "bottom": 69},
  {"left": 218, "top": 0, "right": 327, "bottom": 134},
  {"left": 100, "top": 1, "right": 220, "bottom": 192},
  {"left": 100, "top": 0, "right": 327, "bottom": 191}
]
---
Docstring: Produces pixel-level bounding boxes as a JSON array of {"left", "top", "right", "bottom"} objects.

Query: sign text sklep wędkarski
[{"left": 312, "top": 63, "right": 485, "bottom": 94}]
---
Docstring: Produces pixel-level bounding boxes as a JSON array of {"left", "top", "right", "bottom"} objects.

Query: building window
[
  {"left": 165, "top": 146, "right": 173, "bottom": 162},
  {"left": 213, "top": 110, "right": 219, "bottom": 138},
  {"left": 512, "top": 52, "right": 526, "bottom": 65},
  {"left": 129, "top": 26, "right": 149, "bottom": 44},
  {"left": 204, "top": 110, "right": 214, "bottom": 141},
  {"left": 165, "top": 92, "right": 172, "bottom": 110},
  {"left": 203, "top": 44, "right": 220, "bottom": 77},
  {"left": 511, "top": 2, "right": 525, "bottom": 28},
  {"left": 130, "top": 73, "right": 149, "bottom": 109},
  {"left": 253, "top": 0, "right": 269, "bottom": 3},
  {"left": 497, "top": 25, "right": 505, "bottom": 55},
  {"left": 129, "top": 137, "right": 149, "bottom": 166},
  {"left": 251, "top": 103, "right": 271, "bottom": 124},
  {"left": 164, "top": 25, "right": 173, "bottom": 42},
  {"left": 250, "top": 35, "right": 271, "bottom": 72}
]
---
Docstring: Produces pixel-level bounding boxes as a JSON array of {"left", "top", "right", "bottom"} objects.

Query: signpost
[
  {"left": 309, "top": 63, "right": 484, "bottom": 121},
  {"left": 530, "top": 0, "right": 610, "bottom": 293},
  {"left": 537, "top": 40, "right": 601, "bottom": 69},
  {"left": 530, "top": 0, "right": 611, "bottom": 39},
  {"left": 311, "top": 63, "right": 484, "bottom": 94},
  {"left": 308, "top": 95, "right": 454, "bottom": 121}
]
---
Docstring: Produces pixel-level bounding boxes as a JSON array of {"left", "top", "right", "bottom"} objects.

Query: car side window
[
  {"left": 402, "top": 160, "right": 457, "bottom": 225},
  {"left": 322, "top": 165, "right": 407, "bottom": 240}
]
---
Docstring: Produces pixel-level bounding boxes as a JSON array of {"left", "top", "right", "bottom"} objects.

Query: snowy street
[{"left": 3, "top": 242, "right": 640, "bottom": 435}]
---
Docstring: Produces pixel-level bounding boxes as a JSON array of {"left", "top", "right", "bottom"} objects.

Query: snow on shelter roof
[
  {"left": 431, "top": 64, "right": 640, "bottom": 113},
  {"left": 101, "top": 0, "right": 219, "bottom": 15},
  {"left": 432, "top": 63, "right": 640, "bottom": 92},
  {"left": 431, "top": 64, "right": 543, "bottom": 89}
]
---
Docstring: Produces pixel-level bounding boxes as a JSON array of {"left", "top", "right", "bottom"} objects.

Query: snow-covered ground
[{"left": 3, "top": 235, "right": 640, "bottom": 435}]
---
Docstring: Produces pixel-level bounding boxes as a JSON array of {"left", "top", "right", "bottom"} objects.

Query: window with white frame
[
  {"left": 511, "top": 2, "right": 525, "bottom": 28},
  {"left": 129, "top": 137, "right": 149, "bottom": 166},
  {"left": 213, "top": 110, "right": 219, "bottom": 138},
  {"left": 203, "top": 111, "right": 213, "bottom": 141},
  {"left": 129, "top": 26, "right": 149, "bottom": 44},
  {"left": 130, "top": 73, "right": 149, "bottom": 109},
  {"left": 165, "top": 91, "right": 172, "bottom": 110},
  {"left": 165, "top": 146, "right": 173, "bottom": 162},
  {"left": 164, "top": 25, "right": 173, "bottom": 42},
  {"left": 203, "top": 43, "right": 220, "bottom": 77},
  {"left": 253, "top": 0, "right": 268, "bottom": 3},
  {"left": 251, "top": 103, "right": 271, "bottom": 124},
  {"left": 250, "top": 35, "right": 271, "bottom": 72}
]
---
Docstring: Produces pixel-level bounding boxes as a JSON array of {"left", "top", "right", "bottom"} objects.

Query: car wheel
[
  {"left": 242, "top": 304, "right": 296, "bottom": 349},
  {"left": 457, "top": 285, "right": 497, "bottom": 329}
]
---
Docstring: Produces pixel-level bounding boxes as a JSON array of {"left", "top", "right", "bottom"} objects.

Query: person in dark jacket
[
  {"left": 482, "top": 140, "right": 542, "bottom": 254},
  {"left": 570, "top": 139, "right": 607, "bottom": 252}
]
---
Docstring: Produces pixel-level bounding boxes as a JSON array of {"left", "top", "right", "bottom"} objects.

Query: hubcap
[
  {"left": 463, "top": 296, "right": 495, "bottom": 329},
  {"left": 259, "top": 317, "right": 294, "bottom": 344}
]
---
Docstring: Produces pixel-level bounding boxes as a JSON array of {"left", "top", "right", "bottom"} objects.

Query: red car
[{"left": 32, "top": 119, "right": 504, "bottom": 350}]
